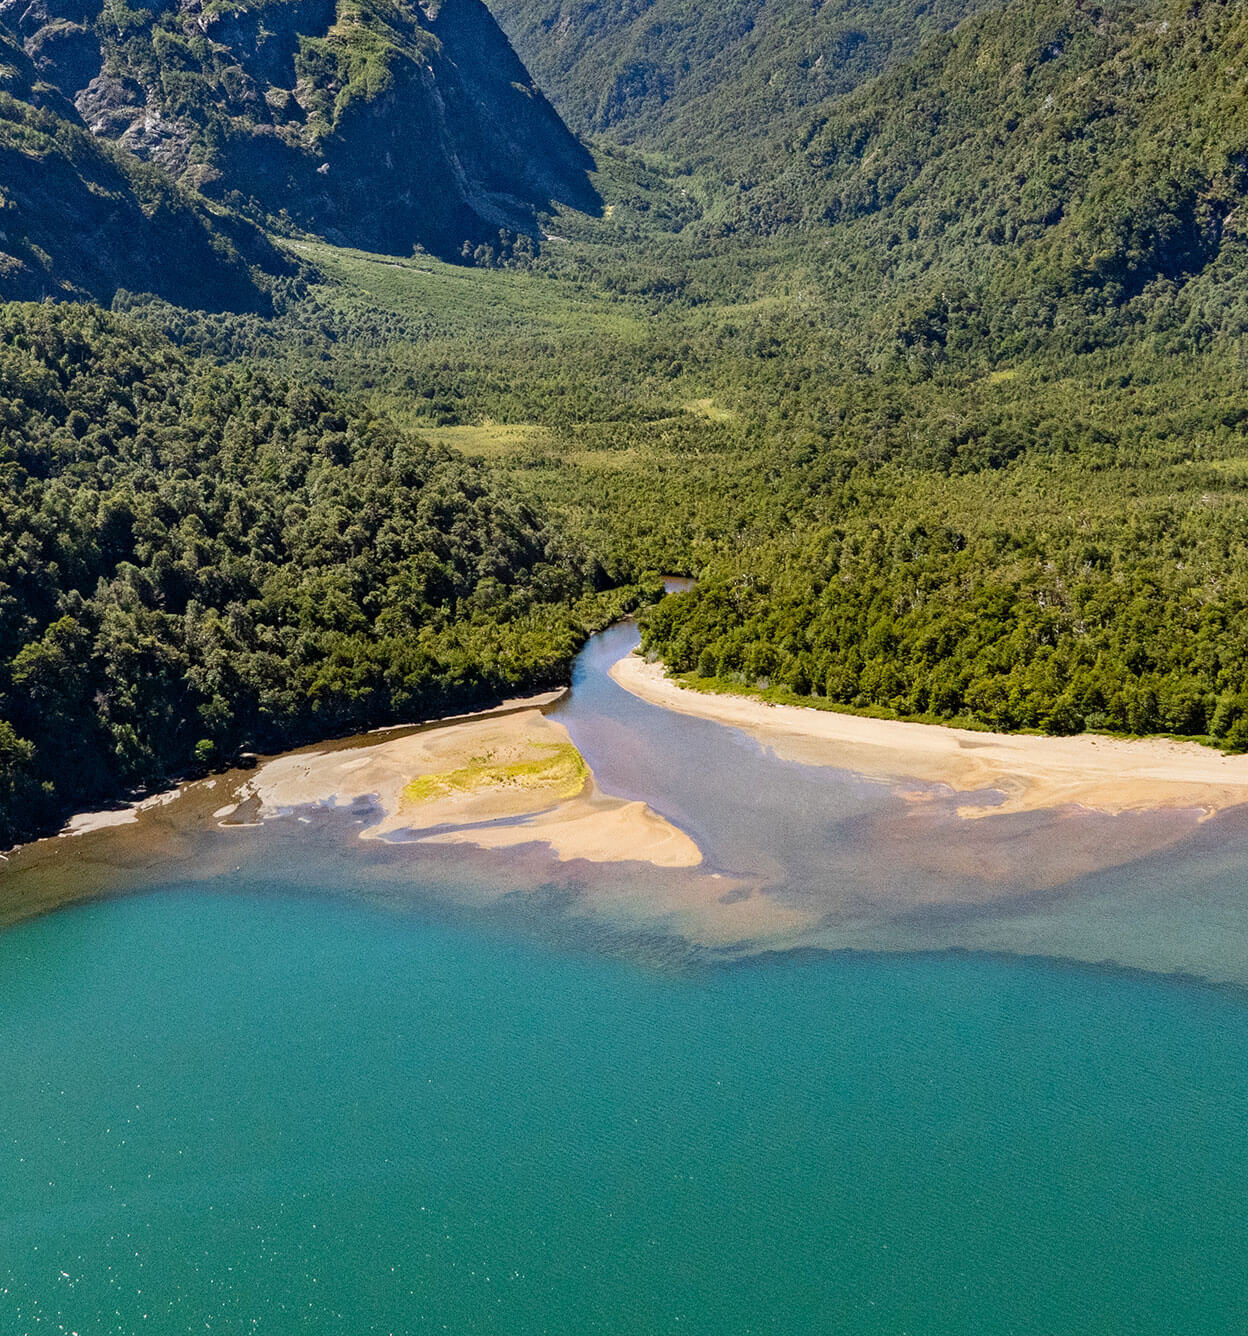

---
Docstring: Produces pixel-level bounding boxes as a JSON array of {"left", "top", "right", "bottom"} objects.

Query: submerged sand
[
  {"left": 19, "top": 646, "right": 1248, "bottom": 950},
  {"left": 610, "top": 652, "right": 1248, "bottom": 818},
  {"left": 223, "top": 705, "right": 702, "bottom": 869}
]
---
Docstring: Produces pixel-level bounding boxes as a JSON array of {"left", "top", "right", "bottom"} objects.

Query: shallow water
[
  {"left": 555, "top": 622, "right": 1248, "bottom": 986},
  {"left": 2, "top": 621, "right": 1247, "bottom": 1333}
]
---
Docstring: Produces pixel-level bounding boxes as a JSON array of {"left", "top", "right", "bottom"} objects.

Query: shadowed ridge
[
  {"left": 1, "top": 0, "right": 600, "bottom": 258},
  {"left": 0, "top": 22, "right": 292, "bottom": 309}
]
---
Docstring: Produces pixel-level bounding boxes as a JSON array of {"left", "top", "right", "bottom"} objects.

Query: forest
[
  {"left": 5, "top": 0, "right": 1248, "bottom": 846},
  {"left": 0, "top": 303, "right": 653, "bottom": 846}
]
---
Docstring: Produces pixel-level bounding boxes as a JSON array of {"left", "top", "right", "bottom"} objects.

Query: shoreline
[
  {"left": 609, "top": 652, "right": 1248, "bottom": 818},
  {"left": 0, "top": 682, "right": 711, "bottom": 936},
  {"left": 221, "top": 702, "right": 702, "bottom": 870},
  {"left": 33, "top": 687, "right": 573, "bottom": 847}
]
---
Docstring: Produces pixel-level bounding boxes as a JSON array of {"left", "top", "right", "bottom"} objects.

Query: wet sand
[
  {"left": 610, "top": 652, "right": 1248, "bottom": 818},
  {"left": 225, "top": 706, "right": 702, "bottom": 869}
]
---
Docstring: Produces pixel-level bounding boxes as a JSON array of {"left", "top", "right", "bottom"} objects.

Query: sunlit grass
[
  {"left": 284, "top": 239, "right": 649, "bottom": 343},
  {"left": 682, "top": 397, "right": 737, "bottom": 421},
  {"left": 402, "top": 742, "right": 589, "bottom": 805},
  {"left": 413, "top": 420, "right": 552, "bottom": 457}
]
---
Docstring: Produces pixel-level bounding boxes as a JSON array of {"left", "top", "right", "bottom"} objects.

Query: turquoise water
[
  {"left": 1, "top": 888, "right": 1245, "bottom": 1335},
  {"left": 3, "top": 619, "right": 1248, "bottom": 1333}
]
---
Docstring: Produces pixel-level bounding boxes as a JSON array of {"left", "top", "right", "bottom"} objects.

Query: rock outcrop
[
  {"left": 1, "top": 0, "right": 599, "bottom": 257},
  {"left": 0, "top": 26, "right": 288, "bottom": 307}
]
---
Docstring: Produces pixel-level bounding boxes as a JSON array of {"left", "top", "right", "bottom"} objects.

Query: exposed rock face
[
  {"left": 1, "top": 0, "right": 599, "bottom": 256},
  {"left": 0, "top": 27, "right": 287, "bottom": 307}
]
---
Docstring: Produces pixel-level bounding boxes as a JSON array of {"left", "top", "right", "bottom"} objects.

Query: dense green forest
[
  {"left": 7, "top": 0, "right": 1248, "bottom": 846},
  {"left": 721, "top": 0, "right": 1248, "bottom": 351},
  {"left": 131, "top": 221, "right": 1248, "bottom": 754},
  {"left": 490, "top": 0, "right": 997, "bottom": 163},
  {"left": 0, "top": 303, "right": 652, "bottom": 846}
]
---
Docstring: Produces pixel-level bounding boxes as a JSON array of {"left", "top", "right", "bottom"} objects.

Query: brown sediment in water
[
  {"left": 610, "top": 652, "right": 1248, "bottom": 820},
  {"left": 12, "top": 660, "right": 1240, "bottom": 951},
  {"left": 0, "top": 690, "right": 571, "bottom": 930},
  {"left": 816, "top": 801, "right": 1213, "bottom": 908},
  {"left": 0, "top": 775, "right": 264, "bottom": 932},
  {"left": 0, "top": 686, "right": 822, "bottom": 947}
]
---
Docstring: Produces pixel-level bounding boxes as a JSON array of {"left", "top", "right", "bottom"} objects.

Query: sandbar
[
  {"left": 610, "top": 652, "right": 1248, "bottom": 818},
  {"left": 226, "top": 706, "right": 702, "bottom": 869}
]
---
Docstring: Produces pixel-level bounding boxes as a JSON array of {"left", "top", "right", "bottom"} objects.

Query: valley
[{"left": 2, "top": 2, "right": 1248, "bottom": 1333}]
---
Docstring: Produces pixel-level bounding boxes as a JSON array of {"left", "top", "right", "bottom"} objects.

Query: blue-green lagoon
[{"left": 1, "top": 621, "right": 1246, "bottom": 1333}]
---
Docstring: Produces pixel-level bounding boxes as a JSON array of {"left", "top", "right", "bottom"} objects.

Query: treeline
[
  {"left": 0, "top": 303, "right": 653, "bottom": 847},
  {"left": 639, "top": 471, "right": 1248, "bottom": 747}
]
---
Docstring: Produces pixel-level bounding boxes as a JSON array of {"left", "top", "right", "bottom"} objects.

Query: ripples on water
[{"left": 1, "top": 889, "right": 1245, "bottom": 1335}]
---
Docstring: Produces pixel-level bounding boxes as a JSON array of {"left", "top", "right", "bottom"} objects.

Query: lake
[{"left": 1, "top": 619, "right": 1245, "bottom": 1333}]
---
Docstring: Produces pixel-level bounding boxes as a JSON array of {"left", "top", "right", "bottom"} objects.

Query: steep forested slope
[
  {"left": 0, "top": 27, "right": 285, "bottom": 307},
  {"left": 489, "top": 0, "right": 997, "bottom": 160},
  {"left": 0, "top": 303, "right": 645, "bottom": 847},
  {"left": 722, "top": 0, "right": 1248, "bottom": 356},
  {"left": 1, "top": 0, "right": 599, "bottom": 257}
]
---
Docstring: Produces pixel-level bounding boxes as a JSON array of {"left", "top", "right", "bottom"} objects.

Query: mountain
[
  {"left": 0, "top": 0, "right": 600, "bottom": 257},
  {"left": 0, "top": 27, "right": 287, "bottom": 308},
  {"left": 488, "top": 0, "right": 999, "bottom": 161},
  {"left": 711, "top": 0, "right": 1248, "bottom": 357}
]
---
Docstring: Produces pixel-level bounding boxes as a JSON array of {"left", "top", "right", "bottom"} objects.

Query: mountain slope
[
  {"left": 0, "top": 27, "right": 286, "bottom": 308},
  {"left": 620, "top": 0, "right": 1248, "bottom": 742},
  {"left": 723, "top": 0, "right": 1248, "bottom": 358},
  {"left": 1, "top": 0, "right": 599, "bottom": 257},
  {"left": 488, "top": 0, "right": 999, "bottom": 161}
]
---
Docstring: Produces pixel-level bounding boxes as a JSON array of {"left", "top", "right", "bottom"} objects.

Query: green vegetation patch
[
  {"left": 682, "top": 399, "right": 736, "bottom": 422},
  {"left": 415, "top": 421, "right": 552, "bottom": 459},
  {"left": 402, "top": 742, "right": 589, "bottom": 805},
  {"left": 287, "top": 242, "right": 648, "bottom": 345}
]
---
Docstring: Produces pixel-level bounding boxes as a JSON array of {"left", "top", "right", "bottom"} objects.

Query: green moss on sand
[{"left": 402, "top": 742, "right": 589, "bottom": 806}]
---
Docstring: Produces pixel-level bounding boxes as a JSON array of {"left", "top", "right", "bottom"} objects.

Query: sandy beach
[
  {"left": 225, "top": 705, "right": 702, "bottom": 869},
  {"left": 610, "top": 652, "right": 1248, "bottom": 818}
]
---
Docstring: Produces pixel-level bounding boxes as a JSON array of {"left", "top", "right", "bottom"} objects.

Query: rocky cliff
[
  {"left": 0, "top": 25, "right": 287, "bottom": 306},
  {"left": 1, "top": 0, "right": 599, "bottom": 257}
]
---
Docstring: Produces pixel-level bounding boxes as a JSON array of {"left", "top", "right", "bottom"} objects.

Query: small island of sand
[
  {"left": 610, "top": 651, "right": 1248, "bottom": 819},
  {"left": 222, "top": 703, "right": 702, "bottom": 869}
]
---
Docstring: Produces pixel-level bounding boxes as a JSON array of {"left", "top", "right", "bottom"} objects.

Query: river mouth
[
  {"left": 6, "top": 616, "right": 1248, "bottom": 988},
  {"left": 2, "top": 621, "right": 1246, "bottom": 1336}
]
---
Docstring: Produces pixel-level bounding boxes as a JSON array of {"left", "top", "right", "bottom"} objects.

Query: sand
[
  {"left": 610, "top": 652, "right": 1248, "bottom": 818},
  {"left": 60, "top": 787, "right": 184, "bottom": 837},
  {"left": 225, "top": 706, "right": 702, "bottom": 869}
]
